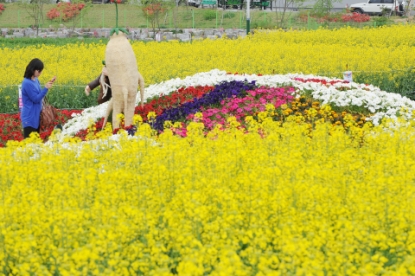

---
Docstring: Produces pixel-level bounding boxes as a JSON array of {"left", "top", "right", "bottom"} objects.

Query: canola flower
[
  {"left": 2, "top": 72, "right": 415, "bottom": 274},
  {"left": 1, "top": 26, "right": 415, "bottom": 275},
  {"left": 1, "top": 111, "right": 415, "bottom": 275},
  {"left": 1, "top": 25, "right": 415, "bottom": 87}
]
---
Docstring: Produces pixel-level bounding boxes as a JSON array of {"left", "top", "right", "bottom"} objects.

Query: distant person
[
  {"left": 85, "top": 66, "right": 145, "bottom": 107},
  {"left": 21, "top": 58, "right": 55, "bottom": 138},
  {"left": 398, "top": 0, "right": 405, "bottom": 16},
  {"left": 85, "top": 66, "right": 112, "bottom": 104},
  {"left": 155, "top": 31, "right": 161, "bottom": 42}
]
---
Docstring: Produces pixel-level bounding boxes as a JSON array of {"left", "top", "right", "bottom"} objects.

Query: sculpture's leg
[
  {"left": 102, "top": 98, "right": 113, "bottom": 130},
  {"left": 122, "top": 86, "right": 129, "bottom": 126},
  {"left": 112, "top": 91, "right": 124, "bottom": 129},
  {"left": 125, "top": 90, "right": 137, "bottom": 127},
  {"left": 138, "top": 72, "right": 145, "bottom": 107}
]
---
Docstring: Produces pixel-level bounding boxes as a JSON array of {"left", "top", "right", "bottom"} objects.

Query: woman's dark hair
[{"left": 23, "top": 58, "right": 44, "bottom": 79}]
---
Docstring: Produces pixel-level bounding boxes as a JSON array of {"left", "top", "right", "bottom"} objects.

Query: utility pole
[{"left": 246, "top": 0, "right": 250, "bottom": 34}]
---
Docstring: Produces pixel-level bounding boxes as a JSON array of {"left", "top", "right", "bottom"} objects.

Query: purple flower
[{"left": 153, "top": 80, "right": 256, "bottom": 131}]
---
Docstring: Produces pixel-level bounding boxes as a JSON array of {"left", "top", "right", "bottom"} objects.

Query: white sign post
[{"left": 18, "top": 85, "right": 23, "bottom": 112}]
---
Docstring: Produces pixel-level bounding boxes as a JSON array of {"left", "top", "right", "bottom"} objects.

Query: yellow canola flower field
[
  {"left": 1, "top": 25, "right": 415, "bottom": 87},
  {"left": 1, "top": 119, "right": 415, "bottom": 275}
]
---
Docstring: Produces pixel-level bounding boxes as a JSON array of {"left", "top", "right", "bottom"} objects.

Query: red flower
[
  {"left": 134, "top": 85, "right": 214, "bottom": 122},
  {"left": 142, "top": 3, "right": 165, "bottom": 15},
  {"left": 110, "top": 0, "right": 122, "bottom": 3}
]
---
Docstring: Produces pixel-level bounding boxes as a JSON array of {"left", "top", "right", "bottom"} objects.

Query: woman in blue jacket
[{"left": 21, "top": 58, "right": 55, "bottom": 138}]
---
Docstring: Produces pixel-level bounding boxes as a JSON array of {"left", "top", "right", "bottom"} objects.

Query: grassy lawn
[
  {"left": 0, "top": 2, "right": 404, "bottom": 30},
  {"left": 0, "top": 3, "right": 276, "bottom": 29}
]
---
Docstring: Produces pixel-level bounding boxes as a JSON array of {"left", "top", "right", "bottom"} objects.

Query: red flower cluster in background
[
  {"left": 47, "top": 3, "right": 85, "bottom": 21},
  {"left": 298, "top": 13, "right": 340, "bottom": 23},
  {"left": 341, "top": 12, "right": 370, "bottom": 23},
  {"left": 142, "top": 3, "right": 165, "bottom": 16},
  {"left": 0, "top": 4, "right": 5, "bottom": 14},
  {"left": 110, "top": 0, "right": 123, "bottom": 3},
  {"left": 298, "top": 12, "right": 370, "bottom": 24}
]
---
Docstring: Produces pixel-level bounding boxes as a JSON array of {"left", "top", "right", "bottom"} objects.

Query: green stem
[
  {"left": 115, "top": 2, "right": 118, "bottom": 28},
  {"left": 110, "top": 1, "right": 128, "bottom": 35}
]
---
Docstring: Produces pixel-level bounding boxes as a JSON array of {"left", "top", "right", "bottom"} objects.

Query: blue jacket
[{"left": 21, "top": 78, "right": 48, "bottom": 129}]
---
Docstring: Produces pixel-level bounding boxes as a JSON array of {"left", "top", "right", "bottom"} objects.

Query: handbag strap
[
  {"left": 42, "top": 95, "right": 50, "bottom": 105},
  {"left": 42, "top": 96, "right": 51, "bottom": 110}
]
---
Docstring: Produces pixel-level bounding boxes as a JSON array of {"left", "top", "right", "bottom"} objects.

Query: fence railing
[{"left": 0, "top": 6, "right": 382, "bottom": 30}]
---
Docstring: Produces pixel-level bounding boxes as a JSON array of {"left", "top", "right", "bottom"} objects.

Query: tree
[
  {"left": 25, "top": 0, "right": 49, "bottom": 36},
  {"left": 141, "top": 0, "right": 174, "bottom": 38},
  {"left": 56, "top": 1, "right": 86, "bottom": 31},
  {"left": 312, "top": 0, "right": 341, "bottom": 16},
  {"left": 405, "top": 0, "right": 413, "bottom": 17},
  {"left": 274, "top": 0, "right": 306, "bottom": 28}
]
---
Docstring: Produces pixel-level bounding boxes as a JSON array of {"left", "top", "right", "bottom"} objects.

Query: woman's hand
[
  {"left": 85, "top": 85, "right": 91, "bottom": 96},
  {"left": 45, "top": 81, "right": 53, "bottom": 89},
  {"left": 102, "top": 67, "right": 108, "bottom": 77}
]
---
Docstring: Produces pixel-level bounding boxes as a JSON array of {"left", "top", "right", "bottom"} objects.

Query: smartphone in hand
[{"left": 50, "top": 76, "right": 57, "bottom": 83}]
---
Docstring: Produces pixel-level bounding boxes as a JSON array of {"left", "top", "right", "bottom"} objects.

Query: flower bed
[
  {"left": 0, "top": 70, "right": 412, "bottom": 146},
  {"left": 2, "top": 69, "right": 415, "bottom": 147},
  {"left": 60, "top": 70, "right": 415, "bottom": 141}
]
